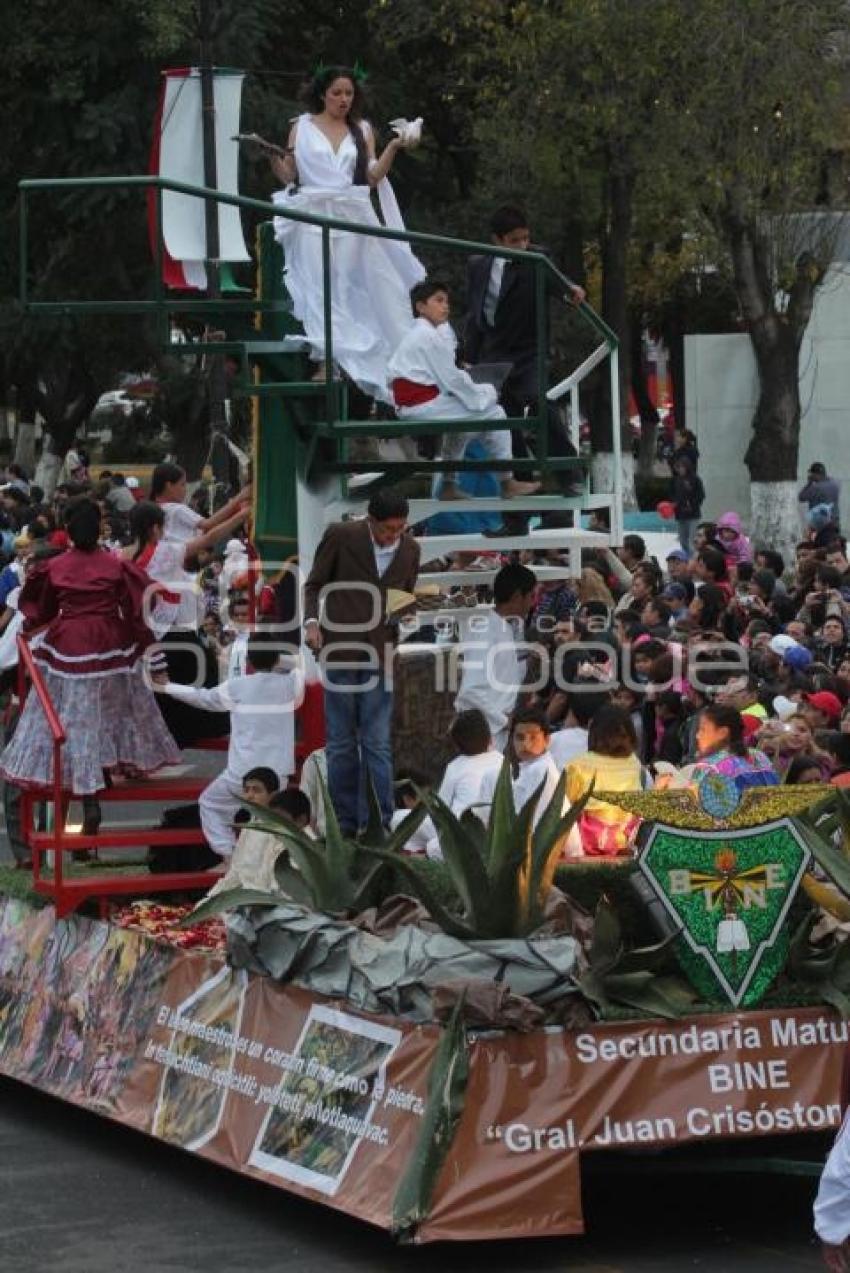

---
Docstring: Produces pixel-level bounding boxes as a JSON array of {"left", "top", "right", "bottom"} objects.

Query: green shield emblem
[{"left": 639, "top": 818, "right": 810, "bottom": 1007}]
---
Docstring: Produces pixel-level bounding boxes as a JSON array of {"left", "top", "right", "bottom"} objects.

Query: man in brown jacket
[{"left": 303, "top": 490, "right": 420, "bottom": 834}]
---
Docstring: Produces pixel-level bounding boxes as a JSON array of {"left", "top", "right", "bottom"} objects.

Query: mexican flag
[{"left": 148, "top": 67, "right": 250, "bottom": 290}]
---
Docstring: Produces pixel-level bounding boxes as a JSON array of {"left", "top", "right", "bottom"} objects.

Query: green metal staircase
[{"left": 18, "top": 174, "right": 624, "bottom": 579}]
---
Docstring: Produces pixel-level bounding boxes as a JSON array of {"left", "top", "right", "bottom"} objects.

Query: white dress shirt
[
  {"left": 815, "top": 1111, "right": 850, "bottom": 1244},
  {"left": 369, "top": 529, "right": 400, "bottom": 578},
  {"left": 478, "top": 752, "right": 561, "bottom": 828},
  {"left": 483, "top": 257, "right": 507, "bottom": 326},
  {"left": 549, "top": 726, "right": 589, "bottom": 772},
  {"left": 454, "top": 610, "right": 523, "bottom": 749}
]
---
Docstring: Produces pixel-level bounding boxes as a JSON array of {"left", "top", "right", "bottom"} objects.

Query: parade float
[
  {"left": 3, "top": 770, "right": 850, "bottom": 1241},
  {"left": 5, "top": 62, "right": 849, "bottom": 1243}
]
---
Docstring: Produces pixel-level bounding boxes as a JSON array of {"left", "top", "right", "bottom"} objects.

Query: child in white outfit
[
  {"left": 478, "top": 707, "right": 561, "bottom": 828},
  {"left": 386, "top": 280, "right": 539, "bottom": 501},
  {"left": 155, "top": 635, "right": 303, "bottom": 859}
]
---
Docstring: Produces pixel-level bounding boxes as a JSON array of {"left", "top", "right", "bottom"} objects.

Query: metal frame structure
[{"left": 18, "top": 174, "right": 622, "bottom": 501}]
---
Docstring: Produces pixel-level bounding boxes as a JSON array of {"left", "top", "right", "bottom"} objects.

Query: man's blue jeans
[{"left": 323, "top": 666, "right": 394, "bottom": 834}]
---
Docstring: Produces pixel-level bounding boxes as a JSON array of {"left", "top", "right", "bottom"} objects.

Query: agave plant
[
  {"left": 577, "top": 898, "right": 694, "bottom": 1020},
  {"left": 184, "top": 772, "right": 427, "bottom": 925},
  {"left": 788, "top": 911, "right": 850, "bottom": 1018},
  {"left": 359, "top": 759, "right": 593, "bottom": 940}
]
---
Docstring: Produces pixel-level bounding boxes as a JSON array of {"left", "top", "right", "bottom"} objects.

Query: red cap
[
  {"left": 804, "top": 691, "right": 843, "bottom": 722},
  {"left": 741, "top": 712, "right": 762, "bottom": 742}
]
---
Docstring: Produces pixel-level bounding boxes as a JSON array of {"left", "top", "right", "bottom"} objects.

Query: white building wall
[{"left": 685, "top": 265, "right": 850, "bottom": 532}]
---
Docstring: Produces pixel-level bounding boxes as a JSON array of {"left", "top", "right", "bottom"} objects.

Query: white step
[
  {"left": 416, "top": 565, "right": 578, "bottom": 585},
  {"left": 415, "top": 526, "right": 611, "bottom": 556},
  {"left": 325, "top": 492, "right": 617, "bottom": 522}
]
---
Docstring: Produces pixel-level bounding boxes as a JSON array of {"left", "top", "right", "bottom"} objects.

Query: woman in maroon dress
[{"left": 0, "top": 498, "right": 179, "bottom": 830}]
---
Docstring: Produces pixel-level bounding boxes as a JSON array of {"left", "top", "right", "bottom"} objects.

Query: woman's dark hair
[
  {"left": 695, "top": 583, "right": 727, "bottom": 631},
  {"left": 784, "top": 753, "right": 824, "bottom": 784},
  {"left": 150, "top": 462, "right": 185, "bottom": 500},
  {"left": 752, "top": 568, "right": 776, "bottom": 600},
  {"left": 129, "top": 501, "right": 165, "bottom": 557},
  {"left": 303, "top": 66, "right": 370, "bottom": 185},
  {"left": 62, "top": 497, "right": 101, "bottom": 551},
  {"left": 701, "top": 703, "right": 747, "bottom": 757},
  {"left": 587, "top": 704, "right": 638, "bottom": 758}
]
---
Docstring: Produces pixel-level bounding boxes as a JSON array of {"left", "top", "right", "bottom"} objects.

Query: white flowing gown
[{"left": 272, "top": 115, "right": 426, "bottom": 401}]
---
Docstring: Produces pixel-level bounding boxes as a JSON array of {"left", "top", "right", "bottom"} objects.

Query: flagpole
[{"left": 198, "top": 0, "right": 230, "bottom": 500}]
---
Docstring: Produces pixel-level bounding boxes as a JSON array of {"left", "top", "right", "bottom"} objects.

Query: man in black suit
[{"left": 464, "top": 205, "right": 586, "bottom": 523}]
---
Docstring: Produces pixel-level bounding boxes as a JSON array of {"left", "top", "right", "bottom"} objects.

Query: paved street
[
  {"left": 0, "top": 1076, "right": 827, "bottom": 1273},
  {"left": 0, "top": 777, "right": 834, "bottom": 1271}
]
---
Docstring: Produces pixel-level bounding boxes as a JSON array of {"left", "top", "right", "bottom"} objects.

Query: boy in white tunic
[
  {"left": 478, "top": 707, "right": 561, "bottom": 828},
  {"left": 387, "top": 280, "right": 539, "bottom": 500},
  {"left": 454, "top": 562, "right": 537, "bottom": 749},
  {"left": 154, "top": 635, "right": 303, "bottom": 860}
]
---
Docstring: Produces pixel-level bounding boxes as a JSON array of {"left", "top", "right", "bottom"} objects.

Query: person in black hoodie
[{"left": 671, "top": 455, "right": 705, "bottom": 555}]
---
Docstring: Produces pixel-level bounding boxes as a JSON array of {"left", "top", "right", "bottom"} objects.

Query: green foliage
[
  {"left": 362, "top": 761, "right": 593, "bottom": 940},
  {"left": 577, "top": 898, "right": 695, "bottom": 1021},
  {"left": 788, "top": 911, "right": 850, "bottom": 1020},
  {"left": 185, "top": 773, "right": 426, "bottom": 926},
  {"left": 392, "top": 995, "right": 469, "bottom": 1238}
]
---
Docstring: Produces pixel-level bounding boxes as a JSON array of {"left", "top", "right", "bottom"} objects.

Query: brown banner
[
  {"left": 423, "top": 1007, "right": 848, "bottom": 1241},
  {"left": 0, "top": 897, "right": 846, "bottom": 1243}
]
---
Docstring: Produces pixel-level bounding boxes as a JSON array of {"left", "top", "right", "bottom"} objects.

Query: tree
[
  {"left": 374, "top": 0, "right": 688, "bottom": 507},
  {"left": 670, "top": 0, "right": 850, "bottom": 553}
]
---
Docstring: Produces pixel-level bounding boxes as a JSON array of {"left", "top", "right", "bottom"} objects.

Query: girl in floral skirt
[{"left": 0, "top": 498, "right": 179, "bottom": 832}]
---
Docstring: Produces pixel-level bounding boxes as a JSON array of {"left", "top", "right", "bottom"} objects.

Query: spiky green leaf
[
  {"left": 392, "top": 996, "right": 469, "bottom": 1237},
  {"left": 601, "top": 970, "right": 688, "bottom": 1020},
  {"left": 361, "top": 769, "right": 388, "bottom": 847},
  {"left": 359, "top": 845, "right": 477, "bottom": 940},
  {"left": 525, "top": 776, "right": 594, "bottom": 929},
  {"left": 272, "top": 856, "right": 314, "bottom": 907},
  {"left": 419, "top": 790, "right": 491, "bottom": 928},
  {"left": 589, "top": 897, "right": 624, "bottom": 973},
  {"left": 315, "top": 769, "right": 350, "bottom": 879},
  {"left": 180, "top": 887, "right": 288, "bottom": 927},
  {"left": 793, "top": 815, "right": 850, "bottom": 897},
  {"left": 485, "top": 757, "right": 518, "bottom": 881},
  {"left": 488, "top": 781, "right": 543, "bottom": 937}
]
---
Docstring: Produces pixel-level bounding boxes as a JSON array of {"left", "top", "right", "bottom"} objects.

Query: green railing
[{"left": 18, "top": 173, "right": 623, "bottom": 527}]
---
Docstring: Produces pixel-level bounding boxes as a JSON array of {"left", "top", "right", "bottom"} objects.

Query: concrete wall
[{"left": 684, "top": 265, "right": 850, "bottom": 528}]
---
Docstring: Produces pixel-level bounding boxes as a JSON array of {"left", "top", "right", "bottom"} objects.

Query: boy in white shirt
[
  {"left": 549, "top": 689, "right": 609, "bottom": 771},
  {"left": 154, "top": 633, "right": 303, "bottom": 860},
  {"left": 386, "top": 280, "right": 539, "bottom": 501},
  {"left": 455, "top": 562, "right": 537, "bottom": 749},
  {"left": 478, "top": 707, "right": 560, "bottom": 828},
  {"left": 423, "top": 709, "right": 505, "bottom": 860}
]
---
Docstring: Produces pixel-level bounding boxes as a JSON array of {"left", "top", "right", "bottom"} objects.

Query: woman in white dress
[{"left": 271, "top": 65, "right": 425, "bottom": 401}]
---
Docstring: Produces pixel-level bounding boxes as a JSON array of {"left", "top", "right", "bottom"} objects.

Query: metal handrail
[
  {"left": 16, "top": 635, "right": 65, "bottom": 744},
  {"left": 18, "top": 171, "right": 623, "bottom": 537},
  {"left": 16, "top": 634, "right": 66, "bottom": 890},
  {"left": 18, "top": 174, "right": 619, "bottom": 349}
]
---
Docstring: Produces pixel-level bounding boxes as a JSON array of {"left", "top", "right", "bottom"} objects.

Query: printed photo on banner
[
  {"left": 249, "top": 1004, "right": 401, "bottom": 1197},
  {"left": 151, "top": 965, "right": 248, "bottom": 1151}
]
